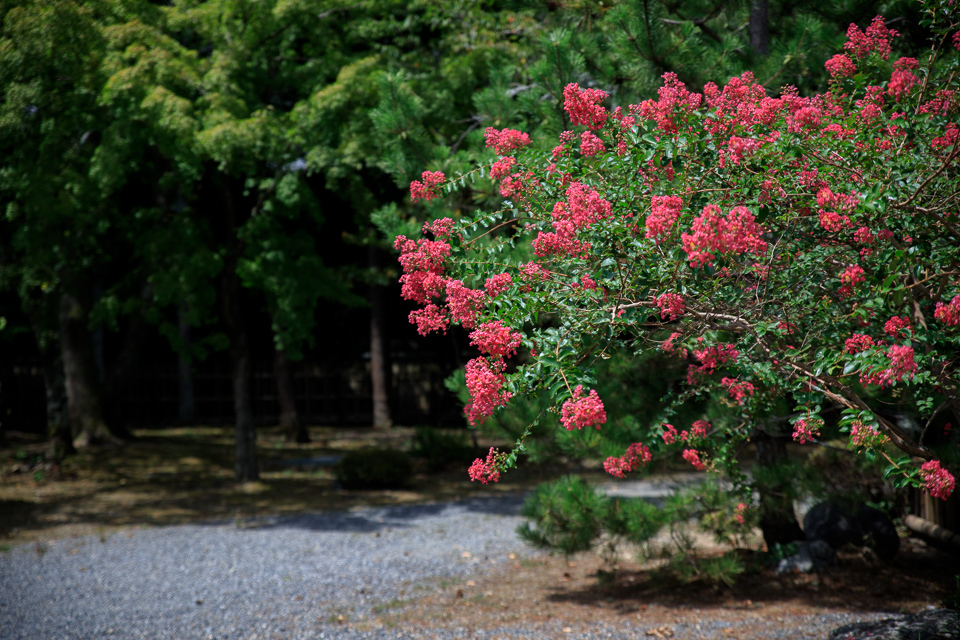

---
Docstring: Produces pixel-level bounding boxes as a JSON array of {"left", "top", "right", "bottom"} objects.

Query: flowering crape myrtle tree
[{"left": 397, "top": 3, "right": 959, "bottom": 502}]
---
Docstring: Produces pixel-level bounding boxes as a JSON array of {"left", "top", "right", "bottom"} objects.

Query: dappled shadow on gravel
[{"left": 540, "top": 543, "right": 957, "bottom": 616}]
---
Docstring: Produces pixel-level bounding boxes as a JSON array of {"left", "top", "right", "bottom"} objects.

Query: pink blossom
[
  {"left": 682, "top": 449, "right": 706, "bottom": 471},
  {"left": 734, "top": 503, "right": 748, "bottom": 525},
  {"left": 656, "top": 293, "right": 685, "bottom": 321},
  {"left": 932, "top": 123, "right": 960, "bottom": 150},
  {"left": 844, "top": 16, "right": 898, "bottom": 60},
  {"left": 470, "top": 321, "right": 523, "bottom": 358},
  {"left": 860, "top": 344, "right": 918, "bottom": 387},
  {"left": 690, "top": 420, "right": 710, "bottom": 439},
  {"left": 920, "top": 460, "right": 955, "bottom": 500},
  {"left": 888, "top": 58, "right": 918, "bottom": 100},
  {"left": 646, "top": 196, "right": 683, "bottom": 240},
  {"left": 563, "top": 83, "right": 609, "bottom": 130},
  {"left": 603, "top": 443, "right": 652, "bottom": 478},
  {"left": 935, "top": 295, "right": 960, "bottom": 326},
  {"left": 792, "top": 418, "right": 822, "bottom": 444},
  {"left": 531, "top": 229, "right": 587, "bottom": 258},
  {"left": 631, "top": 72, "right": 702, "bottom": 133},
  {"left": 409, "top": 171, "right": 446, "bottom": 202},
  {"left": 484, "top": 273, "right": 513, "bottom": 298},
  {"left": 445, "top": 279, "right": 486, "bottom": 329},
  {"left": 423, "top": 217, "right": 455, "bottom": 239},
  {"left": 845, "top": 333, "right": 875, "bottom": 354},
  {"left": 560, "top": 385, "right": 607, "bottom": 430},
  {"left": 464, "top": 358, "right": 512, "bottom": 426},
  {"left": 519, "top": 262, "right": 549, "bottom": 289},
  {"left": 721, "top": 377, "right": 755, "bottom": 405},
  {"left": 883, "top": 316, "right": 911, "bottom": 338},
  {"left": 825, "top": 54, "right": 856, "bottom": 79},
  {"left": 850, "top": 421, "right": 888, "bottom": 448},
  {"left": 499, "top": 171, "right": 539, "bottom": 199},
  {"left": 468, "top": 447, "right": 501, "bottom": 484},
  {"left": 581, "top": 275, "right": 598, "bottom": 290},
  {"left": 490, "top": 156, "right": 516, "bottom": 179},
  {"left": 817, "top": 188, "right": 858, "bottom": 211},
  {"left": 690, "top": 343, "right": 739, "bottom": 379},
  {"left": 681, "top": 205, "right": 767, "bottom": 268},
  {"left": 839, "top": 265, "right": 866, "bottom": 298},
  {"left": 409, "top": 304, "right": 449, "bottom": 336},
  {"left": 854, "top": 226, "right": 875, "bottom": 245},
  {"left": 661, "top": 332, "right": 687, "bottom": 358},
  {"left": 579, "top": 130, "right": 606, "bottom": 156},
  {"left": 559, "top": 182, "right": 613, "bottom": 229},
  {"left": 819, "top": 210, "right": 852, "bottom": 232},
  {"left": 661, "top": 423, "right": 678, "bottom": 444},
  {"left": 484, "top": 128, "right": 531, "bottom": 154}
]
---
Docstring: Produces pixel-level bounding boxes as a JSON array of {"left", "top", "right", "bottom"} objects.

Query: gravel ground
[{"left": 0, "top": 494, "right": 888, "bottom": 640}]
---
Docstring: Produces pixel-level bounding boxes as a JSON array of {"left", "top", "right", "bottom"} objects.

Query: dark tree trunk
[
  {"left": 369, "top": 246, "right": 392, "bottom": 430},
  {"left": 274, "top": 346, "right": 308, "bottom": 443},
  {"left": 40, "top": 340, "right": 74, "bottom": 460},
  {"left": 178, "top": 305, "right": 195, "bottom": 423},
  {"left": 100, "top": 287, "right": 152, "bottom": 440},
  {"left": 750, "top": 0, "right": 769, "bottom": 55},
  {"left": 221, "top": 184, "right": 258, "bottom": 483},
  {"left": 59, "top": 292, "right": 113, "bottom": 447},
  {"left": 755, "top": 431, "right": 805, "bottom": 549}
]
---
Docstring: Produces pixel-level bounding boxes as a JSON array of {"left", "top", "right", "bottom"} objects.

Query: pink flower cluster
[
  {"left": 656, "top": 293, "right": 685, "bottom": 321},
  {"left": 468, "top": 447, "right": 501, "bottom": 484},
  {"left": 839, "top": 265, "right": 866, "bottom": 297},
  {"left": 888, "top": 57, "right": 919, "bottom": 100},
  {"left": 560, "top": 385, "right": 607, "bottom": 430},
  {"left": 395, "top": 235, "right": 451, "bottom": 305},
  {"left": 934, "top": 295, "right": 960, "bottom": 326},
  {"left": 563, "top": 83, "right": 608, "bottom": 130},
  {"left": 660, "top": 423, "right": 678, "bottom": 444},
  {"left": 721, "top": 377, "right": 755, "bottom": 405},
  {"left": 423, "top": 217, "right": 455, "bottom": 239},
  {"left": 689, "top": 420, "right": 710, "bottom": 439},
  {"left": 464, "top": 358, "right": 512, "bottom": 426},
  {"left": 860, "top": 344, "right": 917, "bottom": 387},
  {"left": 532, "top": 182, "right": 611, "bottom": 258},
  {"left": 920, "top": 460, "right": 955, "bottom": 500},
  {"left": 603, "top": 443, "right": 652, "bottom": 478},
  {"left": 484, "top": 273, "right": 513, "bottom": 298},
  {"left": 490, "top": 156, "right": 516, "bottom": 179},
  {"left": 734, "top": 503, "right": 748, "bottom": 525},
  {"left": 883, "top": 316, "right": 911, "bottom": 338},
  {"left": 844, "top": 16, "right": 898, "bottom": 60},
  {"left": 849, "top": 421, "right": 888, "bottom": 448},
  {"left": 845, "top": 333, "right": 875, "bottom": 354},
  {"left": 579, "top": 131, "right": 605, "bottom": 156},
  {"left": 580, "top": 275, "right": 598, "bottom": 290},
  {"left": 469, "top": 321, "right": 523, "bottom": 358},
  {"left": 409, "top": 305, "right": 449, "bottom": 336},
  {"left": 681, "top": 205, "right": 767, "bottom": 268},
  {"left": 484, "top": 128, "right": 531, "bottom": 155},
  {"left": 445, "top": 279, "right": 486, "bottom": 329},
  {"left": 688, "top": 343, "right": 739, "bottom": 383},
  {"left": 792, "top": 418, "right": 822, "bottom": 444},
  {"left": 631, "top": 73, "right": 702, "bottom": 133},
  {"left": 646, "top": 196, "right": 683, "bottom": 240},
  {"left": 682, "top": 449, "right": 706, "bottom": 471},
  {"left": 661, "top": 332, "right": 687, "bottom": 357},
  {"left": 825, "top": 54, "right": 856, "bottom": 80},
  {"left": 410, "top": 171, "right": 446, "bottom": 202},
  {"left": 932, "top": 123, "right": 959, "bottom": 151},
  {"left": 499, "top": 171, "right": 539, "bottom": 199},
  {"left": 519, "top": 262, "right": 549, "bottom": 290}
]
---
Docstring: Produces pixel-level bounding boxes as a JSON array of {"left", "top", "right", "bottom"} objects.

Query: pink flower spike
[
  {"left": 560, "top": 386, "right": 607, "bottom": 430},
  {"left": 682, "top": 449, "right": 706, "bottom": 471},
  {"left": 468, "top": 447, "right": 501, "bottom": 484},
  {"left": 920, "top": 460, "right": 955, "bottom": 500},
  {"left": 410, "top": 171, "right": 446, "bottom": 202}
]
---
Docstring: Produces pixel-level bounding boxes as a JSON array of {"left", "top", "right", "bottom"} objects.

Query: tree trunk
[
  {"left": 40, "top": 340, "right": 74, "bottom": 460},
  {"left": 369, "top": 246, "right": 392, "bottom": 430},
  {"left": 274, "top": 346, "right": 308, "bottom": 443},
  {"left": 178, "top": 305, "right": 195, "bottom": 424},
  {"left": 754, "top": 431, "right": 805, "bottom": 549},
  {"left": 221, "top": 184, "right": 258, "bottom": 483},
  {"left": 101, "top": 287, "right": 152, "bottom": 441},
  {"left": 59, "top": 292, "right": 112, "bottom": 447},
  {"left": 750, "top": 0, "right": 769, "bottom": 55}
]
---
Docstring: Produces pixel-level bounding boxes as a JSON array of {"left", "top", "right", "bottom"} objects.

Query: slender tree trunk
[
  {"left": 178, "top": 305, "right": 195, "bottom": 424},
  {"left": 369, "top": 246, "right": 392, "bottom": 430},
  {"left": 750, "top": 0, "right": 769, "bottom": 55},
  {"left": 755, "top": 431, "right": 805, "bottom": 549},
  {"left": 100, "top": 287, "right": 151, "bottom": 441},
  {"left": 59, "top": 292, "right": 113, "bottom": 447},
  {"left": 41, "top": 341, "right": 74, "bottom": 460},
  {"left": 275, "top": 346, "right": 308, "bottom": 443},
  {"left": 221, "top": 184, "right": 258, "bottom": 483}
]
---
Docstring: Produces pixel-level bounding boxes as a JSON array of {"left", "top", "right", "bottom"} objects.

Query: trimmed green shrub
[{"left": 410, "top": 428, "right": 476, "bottom": 473}]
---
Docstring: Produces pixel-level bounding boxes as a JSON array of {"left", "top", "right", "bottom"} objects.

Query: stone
[
  {"left": 775, "top": 539, "right": 836, "bottom": 574},
  {"left": 804, "top": 502, "right": 862, "bottom": 550},
  {"left": 828, "top": 608, "right": 959, "bottom": 640},
  {"left": 855, "top": 505, "right": 900, "bottom": 562}
]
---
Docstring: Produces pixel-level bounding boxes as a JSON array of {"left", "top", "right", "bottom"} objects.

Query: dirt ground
[{"left": 2, "top": 426, "right": 958, "bottom": 637}]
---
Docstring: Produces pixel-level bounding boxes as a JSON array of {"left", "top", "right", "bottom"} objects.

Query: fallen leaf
[
  {"left": 461, "top": 551, "right": 472, "bottom": 558},
  {"left": 295, "top": 596, "right": 303, "bottom": 602},
  {"left": 455, "top": 589, "right": 464, "bottom": 599},
  {"left": 466, "top": 581, "right": 475, "bottom": 586},
  {"left": 508, "top": 553, "right": 517, "bottom": 559},
  {"left": 562, "top": 572, "right": 571, "bottom": 580},
  {"left": 562, "top": 628, "right": 572, "bottom": 633}
]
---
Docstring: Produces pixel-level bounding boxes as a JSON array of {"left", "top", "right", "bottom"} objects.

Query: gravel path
[{"left": 0, "top": 494, "right": 887, "bottom": 640}]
